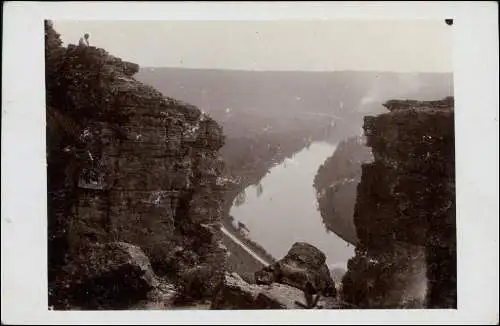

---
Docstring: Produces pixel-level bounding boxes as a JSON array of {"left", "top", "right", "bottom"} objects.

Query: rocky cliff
[
  {"left": 341, "top": 97, "right": 456, "bottom": 308},
  {"left": 46, "top": 21, "right": 228, "bottom": 309}
]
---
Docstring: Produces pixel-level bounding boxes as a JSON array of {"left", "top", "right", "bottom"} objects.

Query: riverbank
[
  {"left": 313, "top": 136, "right": 374, "bottom": 245},
  {"left": 227, "top": 141, "right": 356, "bottom": 269}
]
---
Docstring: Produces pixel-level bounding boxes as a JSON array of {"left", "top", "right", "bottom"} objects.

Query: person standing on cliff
[{"left": 79, "top": 33, "right": 90, "bottom": 47}]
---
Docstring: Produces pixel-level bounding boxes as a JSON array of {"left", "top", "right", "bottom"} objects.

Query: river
[{"left": 229, "top": 141, "right": 355, "bottom": 270}]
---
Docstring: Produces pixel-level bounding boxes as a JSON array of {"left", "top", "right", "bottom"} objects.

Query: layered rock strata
[
  {"left": 46, "top": 22, "right": 228, "bottom": 308},
  {"left": 341, "top": 97, "right": 456, "bottom": 308}
]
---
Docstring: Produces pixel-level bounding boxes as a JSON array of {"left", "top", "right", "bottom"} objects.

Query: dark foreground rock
[
  {"left": 211, "top": 273, "right": 261, "bottom": 309},
  {"left": 341, "top": 98, "right": 456, "bottom": 308},
  {"left": 211, "top": 272, "right": 350, "bottom": 310},
  {"left": 174, "top": 262, "right": 224, "bottom": 303},
  {"left": 63, "top": 242, "right": 159, "bottom": 309},
  {"left": 255, "top": 242, "right": 337, "bottom": 297}
]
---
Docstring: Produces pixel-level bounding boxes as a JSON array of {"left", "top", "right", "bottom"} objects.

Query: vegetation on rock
[
  {"left": 313, "top": 136, "right": 374, "bottom": 245},
  {"left": 46, "top": 21, "right": 227, "bottom": 309}
]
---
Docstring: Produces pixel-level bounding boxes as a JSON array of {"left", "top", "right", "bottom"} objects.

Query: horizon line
[{"left": 138, "top": 66, "right": 454, "bottom": 74}]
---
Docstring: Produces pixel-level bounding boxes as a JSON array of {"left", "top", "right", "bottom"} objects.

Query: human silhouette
[{"left": 79, "top": 33, "right": 90, "bottom": 47}]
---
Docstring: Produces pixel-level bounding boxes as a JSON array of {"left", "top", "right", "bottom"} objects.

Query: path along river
[{"left": 229, "top": 141, "right": 355, "bottom": 270}]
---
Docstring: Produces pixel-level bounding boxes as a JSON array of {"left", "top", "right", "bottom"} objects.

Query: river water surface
[{"left": 229, "top": 141, "right": 355, "bottom": 270}]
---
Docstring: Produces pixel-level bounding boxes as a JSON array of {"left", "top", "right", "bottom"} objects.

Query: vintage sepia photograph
[
  {"left": 2, "top": 2, "right": 499, "bottom": 324},
  {"left": 45, "top": 19, "right": 456, "bottom": 311}
]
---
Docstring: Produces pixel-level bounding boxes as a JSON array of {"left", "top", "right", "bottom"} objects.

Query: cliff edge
[
  {"left": 341, "top": 97, "right": 456, "bottom": 308},
  {"left": 46, "top": 22, "right": 228, "bottom": 309}
]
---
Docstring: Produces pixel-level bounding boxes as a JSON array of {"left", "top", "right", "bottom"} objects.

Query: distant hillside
[
  {"left": 314, "top": 136, "right": 374, "bottom": 245},
  {"left": 136, "top": 67, "right": 454, "bottom": 137},
  {"left": 136, "top": 67, "right": 454, "bottom": 235}
]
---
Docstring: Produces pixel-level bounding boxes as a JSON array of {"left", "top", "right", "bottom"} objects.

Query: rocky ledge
[
  {"left": 46, "top": 21, "right": 228, "bottom": 309},
  {"left": 341, "top": 97, "right": 456, "bottom": 308}
]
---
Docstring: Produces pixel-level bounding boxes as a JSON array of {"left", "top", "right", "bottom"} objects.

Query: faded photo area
[{"left": 45, "top": 19, "right": 455, "bottom": 310}]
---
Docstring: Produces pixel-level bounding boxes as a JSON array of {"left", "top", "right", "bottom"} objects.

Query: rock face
[
  {"left": 46, "top": 22, "right": 227, "bottom": 308},
  {"left": 254, "top": 242, "right": 337, "bottom": 297},
  {"left": 314, "top": 136, "right": 374, "bottom": 245},
  {"left": 341, "top": 97, "right": 456, "bottom": 308}
]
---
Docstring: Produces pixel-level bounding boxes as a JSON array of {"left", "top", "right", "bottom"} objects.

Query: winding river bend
[{"left": 229, "top": 141, "right": 355, "bottom": 270}]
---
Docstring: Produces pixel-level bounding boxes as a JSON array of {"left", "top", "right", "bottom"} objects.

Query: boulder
[
  {"left": 67, "top": 242, "right": 159, "bottom": 309},
  {"left": 255, "top": 242, "right": 337, "bottom": 297},
  {"left": 254, "top": 283, "right": 311, "bottom": 309},
  {"left": 211, "top": 273, "right": 317, "bottom": 310},
  {"left": 130, "top": 281, "right": 177, "bottom": 310},
  {"left": 176, "top": 263, "right": 221, "bottom": 302},
  {"left": 211, "top": 273, "right": 262, "bottom": 309}
]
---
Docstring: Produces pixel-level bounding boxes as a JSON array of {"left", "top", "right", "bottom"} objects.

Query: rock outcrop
[
  {"left": 314, "top": 136, "right": 374, "bottom": 245},
  {"left": 254, "top": 242, "right": 337, "bottom": 297},
  {"left": 341, "top": 97, "right": 456, "bottom": 308},
  {"left": 46, "top": 21, "right": 227, "bottom": 309},
  {"left": 212, "top": 272, "right": 349, "bottom": 310},
  {"left": 211, "top": 243, "right": 350, "bottom": 309}
]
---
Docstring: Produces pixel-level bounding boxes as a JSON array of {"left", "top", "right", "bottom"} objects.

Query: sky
[{"left": 53, "top": 20, "right": 453, "bottom": 72}]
